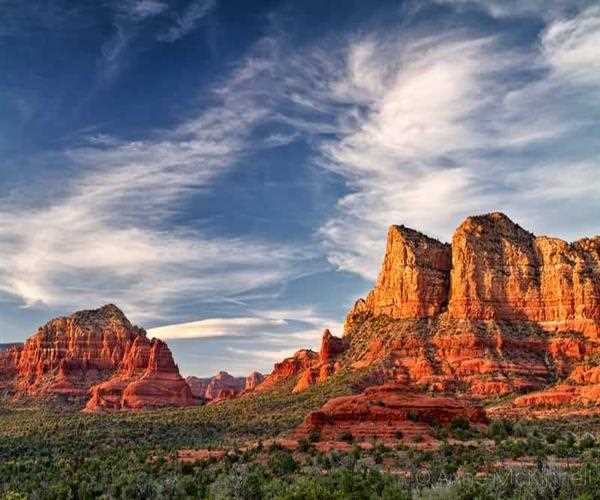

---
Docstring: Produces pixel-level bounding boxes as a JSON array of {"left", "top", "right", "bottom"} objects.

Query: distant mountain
[
  {"left": 0, "top": 304, "right": 194, "bottom": 411},
  {"left": 186, "top": 370, "right": 264, "bottom": 402}
]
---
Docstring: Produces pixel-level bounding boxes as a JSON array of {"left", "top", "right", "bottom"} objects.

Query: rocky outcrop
[
  {"left": 256, "top": 329, "right": 346, "bottom": 394},
  {"left": 256, "top": 349, "right": 319, "bottom": 392},
  {"left": 345, "top": 226, "right": 451, "bottom": 333},
  {"left": 448, "top": 213, "right": 600, "bottom": 338},
  {"left": 294, "top": 384, "right": 487, "bottom": 442},
  {"left": 244, "top": 371, "right": 264, "bottom": 391},
  {"left": 2, "top": 305, "right": 146, "bottom": 397},
  {"left": 291, "top": 213, "right": 600, "bottom": 410},
  {"left": 0, "top": 344, "right": 22, "bottom": 390},
  {"left": 86, "top": 338, "right": 194, "bottom": 411},
  {"left": 0, "top": 305, "right": 194, "bottom": 410},
  {"left": 186, "top": 371, "right": 246, "bottom": 401},
  {"left": 186, "top": 371, "right": 265, "bottom": 401},
  {"left": 186, "top": 376, "right": 212, "bottom": 400}
]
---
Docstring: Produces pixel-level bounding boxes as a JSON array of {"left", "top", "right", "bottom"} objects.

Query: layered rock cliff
[
  {"left": 448, "top": 212, "right": 600, "bottom": 337},
  {"left": 85, "top": 337, "right": 194, "bottom": 411},
  {"left": 264, "top": 213, "right": 600, "bottom": 413},
  {"left": 345, "top": 226, "right": 451, "bottom": 333},
  {"left": 0, "top": 305, "right": 194, "bottom": 410}
]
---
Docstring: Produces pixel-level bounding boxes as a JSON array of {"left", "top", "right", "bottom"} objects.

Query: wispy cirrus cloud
[
  {"left": 0, "top": 51, "right": 312, "bottom": 325},
  {"left": 158, "top": 0, "right": 216, "bottom": 43},
  {"left": 205, "top": 3, "right": 600, "bottom": 280}
]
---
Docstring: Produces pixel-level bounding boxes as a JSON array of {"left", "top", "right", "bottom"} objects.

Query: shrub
[
  {"left": 579, "top": 433, "right": 596, "bottom": 450},
  {"left": 297, "top": 438, "right": 311, "bottom": 453},
  {"left": 450, "top": 417, "right": 470, "bottom": 432},
  {"left": 268, "top": 451, "right": 298, "bottom": 475},
  {"left": 308, "top": 430, "right": 321, "bottom": 443},
  {"left": 339, "top": 431, "right": 354, "bottom": 443}
]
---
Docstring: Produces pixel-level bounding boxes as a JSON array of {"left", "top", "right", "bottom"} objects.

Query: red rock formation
[
  {"left": 1, "top": 305, "right": 145, "bottom": 397},
  {"left": 186, "top": 371, "right": 264, "bottom": 401},
  {"left": 0, "top": 304, "right": 194, "bottom": 410},
  {"left": 244, "top": 371, "right": 264, "bottom": 391},
  {"left": 85, "top": 338, "right": 194, "bottom": 411},
  {"left": 294, "top": 384, "right": 487, "bottom": 442},
  {"left": 320, "top": 329, "right": 345, "bottom": 363},
  {"left": 0, "top": 344, "right": 22, "bottom": 390},
  {"left": 289, "top": 213, "right": 600, "bottom": 410},
  {"left": 448, "top": 213, "right": 600, "bottom": 338},
  {"left": 256, "top": 329, "right": 346, "bottom": 394},
  {"left": 186, "top": 376, "right": 211, "bottom": 399},
  {"left": 345, "top": 225, "right": 451, "bottom": 333},
  {"left": 256, "top": 349, "right": 318, "bottom": 392}
]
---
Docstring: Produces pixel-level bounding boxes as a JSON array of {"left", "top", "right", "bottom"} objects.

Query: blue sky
[{"left": 1, "top": 0, "right": 599, "bottom": 377}]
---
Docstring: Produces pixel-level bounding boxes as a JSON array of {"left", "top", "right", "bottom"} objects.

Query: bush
[
  {"left": 297, "top": 438, "right": 311, "bottom": 453},
  {"left": 450, "top": 417, "right": 470, "bottom": 432},
  {"left": 308, "top": 430, "right": 321, "bottom": 443},
  {"left": 268, "top": 451, "right": 297, "bottom": 475},
  {"left": 579, "top": 433, "right": 596, "bottom": 450},
  {"left": 339, "top": 431, "right": 354, "bottom": 443}
]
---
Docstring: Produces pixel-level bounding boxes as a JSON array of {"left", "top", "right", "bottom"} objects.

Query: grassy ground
[{"left": 2, "top": 369, "right": 600, "bottom": 499}]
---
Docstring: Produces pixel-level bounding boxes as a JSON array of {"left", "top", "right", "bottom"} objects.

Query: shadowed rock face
[
  {"left": 86, "top": 338, "right": 194, "bottom": 411},
  {"left": 0, "top": 305, "right": 194, "bottom": 410},
  {"left": 186, "top": 371, "right": 248, "bottom": 401}
]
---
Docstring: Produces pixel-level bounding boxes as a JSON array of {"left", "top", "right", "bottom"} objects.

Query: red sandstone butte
[
  {"left": 85, "top": 337, "right": 194, "bottom": 411},
  {"left": 448, "top": 212, "right": 600, "bottom": 338},
  {"left": 0, "top": 304, "right": 194, "bottom": 410},
  {"left": 0, "top": 305, "right": 147, "bottom": 397},
  {"left": 294, "top": 384, "right": 487, "bottom": 442}
]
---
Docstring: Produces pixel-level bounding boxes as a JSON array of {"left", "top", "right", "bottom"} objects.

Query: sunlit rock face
[
  {"left": 345, "top": 225, "right": 451, "bottom": 334},
  {"left": 0, "top": 304, "right": 194, "bottom": 410},
  {"left": 269, "top": 213, "right": 600, "bottom": 408},
  {"left": 294, "top": 384, "right": 488, "bottom": 442},
  {"left": 1, "top": 305, "right": 144, "bottom": 397},
  {"left": 448, "top": 212, "right": 600, "bottom": 338}
]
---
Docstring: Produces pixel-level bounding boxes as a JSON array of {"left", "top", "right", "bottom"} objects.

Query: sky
[{"left": 1, "top": 0, "right": 599, "bottom": 377}]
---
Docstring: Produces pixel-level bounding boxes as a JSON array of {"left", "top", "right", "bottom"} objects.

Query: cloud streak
[
  {"left": 0, "top": 51, "right": 311, "bottom": 324},
  {"left": 158, "top": 0, "right": 216, "bottom": 43}
]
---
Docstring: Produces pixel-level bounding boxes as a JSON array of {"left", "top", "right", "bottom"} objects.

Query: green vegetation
[{"left": 2, "top": 374, "right": 600, "bottom": 499}]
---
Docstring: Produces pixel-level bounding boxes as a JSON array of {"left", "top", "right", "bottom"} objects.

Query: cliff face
[
  {"left": 0, "top": 305, "right": 194, "bottom": 410},
  {"left": 345, "top": 226, "right": 450, "bottom": 333},
  {"left": 2, "top": 305, "right": 144, "bottom": 397},
  {"left": 265, "top": 213, "right": 600, "bottom": 414},
  {"left": 347, "top": 213, "right": 600, "bottom": 339},
  {"left": 85, "top": 338, "right": 194, "bottom": 411},
  {"left": 448, "top": 213, "right": 600, "bottom": 337}
]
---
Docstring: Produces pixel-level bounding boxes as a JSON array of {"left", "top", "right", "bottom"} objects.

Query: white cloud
[
  {"left": 541, "top": 5, "right": 600, "bottom": 85},
  {"left": 127, "top": 0, "right": 168, "bottom": 20},
  {"left": 158, "top": 0, "right": 216, "bottom": 43},
  {"left": 0, "top": 53, "right": 310, "bottom": 324},
  {"left": 150, "top": 317, "right": 287, "bottom": 339},
  {"left": 307, "top": 10, "right": 600, "bottom": 279}
]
